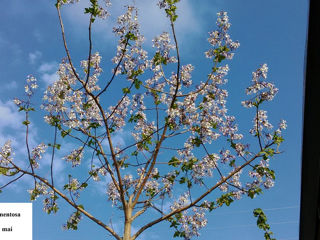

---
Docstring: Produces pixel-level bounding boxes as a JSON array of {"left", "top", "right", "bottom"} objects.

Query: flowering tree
[{"left": 0, "top": 0, "right": 285, "bottom": 239}]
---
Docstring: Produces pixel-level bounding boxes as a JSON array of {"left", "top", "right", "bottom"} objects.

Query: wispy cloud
[
  {"left": 0, "top": 100, "right": 24, "bottom": 134},
  {"left": 0, "top": 99, "right": 69, "bottom": 189},
  {"left": 0, "top": 100, "right": 39, "bottom": 158},
  {"left": 33, "top": 30, "right": 43, "bottom": 43},
  {"left": 91, "top": 174, "right": 112, "bottom": 195},
  {"left": 38, "top": 62, "right": 58, "bottom": 73},
  {"left": 38, "top": 61, "right": 59, "bottom": 86},
  {"left": 0, "top": 100, "right": 38, "bottom": 188},
  {"left": 0, "top": 81, "right": 18, "bottom": 92},
  {"left": 62, "top": 0, "right": 205, "bottom": 45},
  {"left": 41, "top": 73, "right": 59, "bottom": 86},
  {"left": 40, "top": 152, "right": 67, "bottom": 186},
  {"left": 154, "top": 200, "right": 172, "bottom": 214},
  {"left": 29, "top": 50, "right": 42, "bottom": 64},
  {"left": 102, "top": 129, "right": 129, "bottom": 149},
  {"left": 135, "top": 0, "right": 202, "bottom": 44}
]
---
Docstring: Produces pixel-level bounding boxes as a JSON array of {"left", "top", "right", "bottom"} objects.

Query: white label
[{"left": 0, "top": 203, "right": 32, "bottom": 240}]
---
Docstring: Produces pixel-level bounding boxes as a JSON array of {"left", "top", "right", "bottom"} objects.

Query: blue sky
[{"left": 0, "top": 0, "right": 308, "bottom": 239}]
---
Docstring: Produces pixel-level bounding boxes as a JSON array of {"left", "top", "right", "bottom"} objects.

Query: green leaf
[
  {"left": 209, "top": 201, "right": 215, "bottom": 212},
  {"left": 134, "top": 79, "right": 142, "bottom": 89},
  {"left": 153, "top": 52, "right": 168, "bottom": 66},
  {"left": 253, "top": 208, "right": 276, "bottom": 240},
  {"left": 152, "top": 172, "right": 160, "bottom": 180},
  {"left": 78, "top": 204, "right": 84, "bottom": 210},
  {"left": 0, "top": 167, "right": 8, "bottom": 175},
  {"left": 170, "top": 220, "right": 179, "bottom": 228},
  {"left": 172, "top": 14, "right": 178, "bottom": 22},
  {"left": 58, "top": 91, "right": 65, "bottom": 99},
  {"left": 191, "top": 136, "right": 202, "bottom": 147},
  {"left": 248, "top": 187, "right": 262, "bottom": 199},
  {"left": 26, "top": 107, "right": 35, "bottom": 112},
  {"left": 217, "top": 193, "right": 234, "bottom": 207},
  {"left": 129, "top": 114, "right": 143, "bottom": 123},
  {"left": 179, "top": 177, "right": 186, "bottom": 184},
  {"left": 88, "top": 122, "right": 100, "bottom": 129},
  {"left": 200, "top": 201, "right": 215, "bottom": 212},
  {"left": 166, "top": 174, "right": 176, "bottom": 184},
  {"left": 83, "top": 102, "right": 93, "bottom": 111},
  {"left": 210, "top": 121, "right": 218, "bottom": 129},
  {"left": 168, "top": 157, "right": 180, "bottom": 167},
  {"left": 187, "top": 179, "right": 192, "bottom": 188},
  {"left": 227, "top": 139, "right": 236, "bottom": 149},
  {"left": 122, "top": 87, "right": 131, "bottom": 94},
  {"left": 125, "top": 32, "right": 138, "bottom": 41},
  {"left": 61, "top": 129, "right": 71, "bottom": 138},
  {"left": 181, "top": 158, "right": 198, "bottom": 172},
  {"left": 30, "top": 188, "right": 40, "bottom": 201},
  {"left": 22, "top": 120, "right": 30, "bottom": 126},
  {"left": 273, "top": 134, "right": 284, "bottom": 145},
  {"left": 229, "top": 159, "right": 236, "bottom": 167},
  {"left": 208, "top": 92, "right": 215, "bottom": 99},
  {"left": 131, "top": 150, "right": 138, "bottom": 156}
]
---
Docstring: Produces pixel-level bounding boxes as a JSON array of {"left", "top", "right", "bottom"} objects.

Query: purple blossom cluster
[{"left": 31, "top": 143, "right": 47, "bottom": 169}]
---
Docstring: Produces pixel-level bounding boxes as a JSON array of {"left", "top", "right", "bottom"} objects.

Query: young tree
[{"left": 0, "top": 0, "right": 285, "bottom": 239}]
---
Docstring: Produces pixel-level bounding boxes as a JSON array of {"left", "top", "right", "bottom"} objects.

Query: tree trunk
[{"left": 123, "top": 206, "right": 132, "bottom": 240}]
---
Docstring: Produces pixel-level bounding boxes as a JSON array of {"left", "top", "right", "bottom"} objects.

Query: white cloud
[
  {"left": 40, "top": 152, "right": 66, "bottom": 186},
  {"left": 0, "top": 100, "right": 24, "bottom": 132},
  {"left": 63, "top": 0, "right": 91, "bottom": 25},
  {"left": 102, "top": 129, "right": 128, "bottom": 149},
  {"left": 38, "top": 62, "right": 58, "bottom": 73},
  {"left": 135, "top": 0, "right": 202, "bottom": 43},
  {"left": 5, "top": 81, "right": 18, "bottom": 90},
  {"left": 41, "top": 72, "right": 59, "bottom": 85},
  {"left": 0, "top": 100, "right": 39, "bottom": 157},
  {"left": 154, "top": 200, "right": 171, "bottom": 214},
  {"left": 112, "top": 131, "right": 127, "bottom": 147},
  {"left": 28, "top": 50, "right": 42, "bottom": 64},
  {"left": 0, "top": 100, "right": 39, "bottom": 189},
  {"left": 0, "top": 100, "right": 68, "bottom": 189},
  {"left": 62, "top": 0, "right": 204, "bottom": 46},
  {"left": 92, "top": 174, "right": 112, "bottom": 195},
  {"left": 38, "top": 62, "right": 59, "bottom": 86}
]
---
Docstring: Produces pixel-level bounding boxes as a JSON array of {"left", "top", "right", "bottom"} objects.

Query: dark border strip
[{"left": 300, "top": 0, "right": 320, "bottom": 239}]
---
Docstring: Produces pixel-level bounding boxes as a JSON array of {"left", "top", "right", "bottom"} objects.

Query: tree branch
[{"left": 132, "top": 146, "right": 271, "bottom": 239}]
